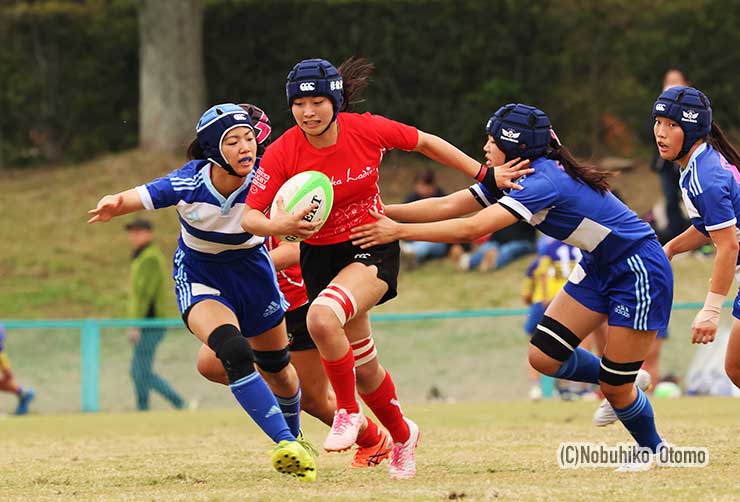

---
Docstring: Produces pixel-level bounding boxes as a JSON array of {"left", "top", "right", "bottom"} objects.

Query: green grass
[
  {"left": 0, "top": 149, "right": 717, "bottom": 318},
  {"left": 1, "top": 401, "right": 739, "bottom": 501},
  {"left": 0, "top": 308, "right": 721, "bottom": 414},
  {"left": 2, "top": 152, "right": 738, "bottom": 500},
  {"left": 0, "top": 149, "right": 728, "bottom": 412}
]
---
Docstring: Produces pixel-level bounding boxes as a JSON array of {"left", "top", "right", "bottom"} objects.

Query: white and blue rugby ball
[{"left": 270, "top": 171, "right": 334, "bottom": 242}]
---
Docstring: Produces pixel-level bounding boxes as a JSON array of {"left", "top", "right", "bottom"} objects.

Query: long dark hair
[
  {"left": 337, "top": 57, "right": 374, "bottom": 112},
  {"left": 706, "top": 121, "right": 740, "bottom": 172},
  {"left": 546, "top": 140, "right": 612, "bottom": 194},
  {"left": 186, "top": 138, "right": 205, "bottom": 161}
]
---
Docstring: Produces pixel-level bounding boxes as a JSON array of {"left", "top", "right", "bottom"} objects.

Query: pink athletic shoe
[
  {"left": 323, "top": 408, "right": 365, "bottom": 452},
  {"left": 388, "top": 418, "right": 420, "bottom": 479}
]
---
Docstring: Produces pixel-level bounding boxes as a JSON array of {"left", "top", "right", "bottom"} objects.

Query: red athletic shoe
[{"left": 351, "top": 428, "right": 393, "bottom": 468}]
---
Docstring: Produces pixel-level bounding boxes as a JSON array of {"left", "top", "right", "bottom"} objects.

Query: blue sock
[
  {"left": 275, "top": 388, "right": 302, "bottom": 437},
  {"left": 614, "top": 388, "right": 662, "bottom": 452},
  {"left": 230, "top": 373, "right": 295, "bottom": 443},
  {"left": 552, "top": 348, "right": 600, "bottom": 384}
]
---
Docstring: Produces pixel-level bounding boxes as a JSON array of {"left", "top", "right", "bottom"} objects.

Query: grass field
[
  {"left": 1, "top": 400, "right": 739, "bottom": 501},
  {"left": 1, "top": 152, "right": 739, "bottom": 500},
  {"left": 0, "top": 148, "right": 680, "bottom": 319},
  {"left": 0, "top": 306, "right": 722, "bottom": 414}
]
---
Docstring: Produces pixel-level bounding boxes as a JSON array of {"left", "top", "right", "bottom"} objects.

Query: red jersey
[
  {"left": 266, "top": 236, "right": 308, "bottom": 311},
  {"left": 247, "top": 112, "right": 419, "bottom": 245}
]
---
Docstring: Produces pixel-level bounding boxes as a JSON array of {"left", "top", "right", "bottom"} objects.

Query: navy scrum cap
[
  {"left": 286, "top": 59, "right": 344, "bottom": 121},
  {"left": 652, "top": 86, "right": 712, "bottom": 160},
  {"left": 196, "top": 103, "right": 255, "bottom": 174},
  {"left": 486, "top": 104, "right": 552, "bottom": 161}
]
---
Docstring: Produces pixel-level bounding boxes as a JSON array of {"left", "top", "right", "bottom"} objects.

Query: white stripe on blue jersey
[
  {"left": 685, "top": 145, "right": 705, "bottom": 197},
  {"left": 627, "top": 255, "right": 651, "bottom": 331},
  {"left": 170, "top": 171, "right": 206, "bottom": 191},
  {"left": 176, "top": 200, "right": 252, "bottom": 234},
  {"left": 471, "top": 157, "right": 655, "bottom": 265},
  {"left": 679, "top": 143, "right": 740, "bottom": 238},
  {"left": 135, "top": 160, "right": 265, "bottom": 258},
  {"left": 469, "top": 183, "right": 496, "bottom": 207}
]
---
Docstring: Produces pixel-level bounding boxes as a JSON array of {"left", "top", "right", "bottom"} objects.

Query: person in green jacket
[{"left": 125, "top": 219, "right": 185, "bottom": 411}]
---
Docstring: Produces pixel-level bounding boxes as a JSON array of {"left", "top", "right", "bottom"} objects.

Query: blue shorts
[
  {"left": 656, "top": 327, "right": 668, "bottom": 339},
  {"left": 173, "top": 246, "right": 288, "bottom": 338},
  {"left": 732, "top": 288, "right": 740, "bottom": 320},
  {"left": 563, "top": 238, "right": 673, "bottom": 331},
  {"left": 524, "top": 302, "right": 546, "bottom": 336}
]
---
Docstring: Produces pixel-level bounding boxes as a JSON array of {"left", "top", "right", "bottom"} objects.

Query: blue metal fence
[{"left": 0, "top": 301, "right": 716, "bottom": 412}]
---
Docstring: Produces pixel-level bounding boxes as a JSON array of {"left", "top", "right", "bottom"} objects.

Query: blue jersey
[
  {"left": 471, "top": 157, "right": 654, "bottom": 265},
  {"left": 679, "top": 143, "right": 740, "bottom": 238},
  {"left": 136, "top": 160, "right": 287, "bottom": 336},
  {"left": 136, "top": 160, "right": 264, "bottom": 260},
  {"left": 679, "top": 143, "right": 740, "bottom": 321}
]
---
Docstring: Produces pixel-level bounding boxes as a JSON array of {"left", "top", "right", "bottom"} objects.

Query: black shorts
[
  {"left": 300, "top": 240, "right": 400, "bottom": 306},
  {"left": 286, "top": 303, "right": 315, "bottom": 351}
]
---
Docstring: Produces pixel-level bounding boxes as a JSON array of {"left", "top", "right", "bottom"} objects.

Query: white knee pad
[
  {"left": 351, "top": 335, "right": 378, "bottom": 367},
  {"left": 312, "top": 283, "right": 358, "bottom": 326}
]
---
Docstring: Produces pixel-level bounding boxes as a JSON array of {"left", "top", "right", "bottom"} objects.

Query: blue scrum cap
[
  {"left": 485, "top": 104, "right": 552, "bottom": 161},
  {"left": 652, "top": 86, "right": 712, "bottom": 160},
  {"left": 286, "top": 59, "right": 344, "bottom": 121},
  {"left": 196, "top": 103, "right": 255, "bottom": 173}
]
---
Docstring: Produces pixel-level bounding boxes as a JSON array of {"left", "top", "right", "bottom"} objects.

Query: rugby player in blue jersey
[
  {"left": 657, "top": 86, "right": 740, "bottom": 390},
  {"left": 351, "top": 104, "right": 673, "bottom": 470},
  {"left": 88, "top": 104, "right": 317, "bottom": 481}
]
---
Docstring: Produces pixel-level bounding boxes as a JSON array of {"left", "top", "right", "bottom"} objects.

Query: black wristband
[{"left": 478, "top": 166, "right": 504, "bottom": 199}]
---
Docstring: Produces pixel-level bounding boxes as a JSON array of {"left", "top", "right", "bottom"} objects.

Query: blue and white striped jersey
[
  {"left": 679, "top": 143, "right": 740, "bottom": 239},
  {"left": 136, "top": 160, "right": 264, "bottom": 259},
  {"left": 470, "top": 157, "right": 654, "bottom": 265}
]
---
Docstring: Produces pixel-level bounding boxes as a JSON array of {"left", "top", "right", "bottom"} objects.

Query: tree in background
[
  {"left": 138, "top": 0, "right": 205, "bottom": 151},
  {"left": 1, "top": 0, "right": 738, "bottom": 165}
]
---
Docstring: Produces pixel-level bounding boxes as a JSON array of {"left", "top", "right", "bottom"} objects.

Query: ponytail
[
  {"left": 337, "top": 57, "right": 374, "bottom": 112},
  {"left": 546, "top": 140, "right": 612, "bottom": 194},
  {"left": 186, "top": 138, "right": 206, "bottom": 161},
  {"left": 707, "top": 121, "right": 740, "bottom": 173}
]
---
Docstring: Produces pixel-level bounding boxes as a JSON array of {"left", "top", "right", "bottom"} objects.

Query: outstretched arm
[
  {"left": 414, "top": 130, "right": 532, "bottom": 191},
  {"left": 351, "top": 204, "right": 519, "bottom": 248},
  {"left": 87, "top": 189, "right": 144, "bottom": 223},
  {"left": 413, "top": 131, "right": 480, "bottom": 177},
  {"left": 385, "top": 189, "right": 483, "bottom": 223}
]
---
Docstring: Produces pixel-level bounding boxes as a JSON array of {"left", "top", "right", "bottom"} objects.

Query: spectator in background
[
  {"left": 453, "top": 218, "right": 536, "bottom": 271},
  {"left": 125, "top": 219, "right": 185, "bottom": 411},
  {"left": 0, "top": 324, "right": 35, "bottom": 415},
  {"left": 651, "top": 67, "right": 690, "bottom": 243},
  {"left": 399, "top": 170, "right": 450, "bottom": 268}
]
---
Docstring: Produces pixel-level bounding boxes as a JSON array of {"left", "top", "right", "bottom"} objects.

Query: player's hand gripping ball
[{"left": 270, "top": 171, "right": 334, "bottom": 242}]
